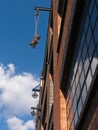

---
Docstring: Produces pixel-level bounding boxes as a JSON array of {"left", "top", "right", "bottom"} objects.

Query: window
[{"left": 67, "top": 0, "right": 98, "bottom": 129}]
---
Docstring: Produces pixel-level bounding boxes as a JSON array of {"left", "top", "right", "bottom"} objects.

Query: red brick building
[{"left": 34, "top": 0, "right": 98, "bottom": 130}]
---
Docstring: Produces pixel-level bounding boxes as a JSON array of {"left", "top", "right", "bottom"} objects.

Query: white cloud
[
  {"left": 0, "top": 63, "right": 39, "bottom": 118},
  {"left": 7, "top": 64, "right": 15, "bottom": 76},
  {"left": 7, "top": 116, "right": 35, "bottom": 130}
]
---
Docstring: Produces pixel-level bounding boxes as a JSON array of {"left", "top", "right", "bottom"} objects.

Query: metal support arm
[
  {"left": 31, "top": 107, "right": 41, "bottom": 111},
  {"left": 35, "top": 7, "right": 52, "bottom": 11}
]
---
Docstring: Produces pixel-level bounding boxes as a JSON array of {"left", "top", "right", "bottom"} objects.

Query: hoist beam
[{"left": 34, "top": 7, "right": 52, "bottom": 11}]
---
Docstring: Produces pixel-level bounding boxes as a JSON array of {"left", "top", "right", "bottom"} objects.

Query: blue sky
[{"left": 0, "top": 0, "right": 50, "bottom": 130}]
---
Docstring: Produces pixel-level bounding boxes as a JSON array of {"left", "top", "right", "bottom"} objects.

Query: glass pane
[
  {"left": 72, "top": 94, "right": 77, "bottom": 115},
  {"left": 86, "top": 25, "right": 92, "bottom": 47},
  {"left": 96, "top": 0, "right": 98, "bottom": 6},
  {"left": 75, "top": 73, "right": 79, "bottom": 88},
  {"left": 86, "top": 69, "right": 92, "bottom": 91},
  {"left": 77, "top": 48, "right": 81, "bottom": 61},
  {"left": 73, "top": 62, "right": 78, "bottom": 77},
  {"left": 84, "top": 15, "right": 89, "bottom": 34},
  {"left": 84, "top": 56, "right": 90, "bottom": 75},
  {"left": 94, "top": 19, "right": 98, "bottom": 43},
  {"left": 88, "top": 38, "right": 95, "bottom": 60},
  {"left": 74, "top": 110, "right": 78, "bottom": 126},
  {"left": 82, "top": 43, "right": 88, "bottom": 62},
  {"left": 82, "top": 84, "right": 87, "bottom": 104},
  {"left": 71, "top": 82, "right": 76, "bottom": 97},
  {"left": 78, "top": 97, "right": 82, "bottom": 116},
  {"left": 78, "top": 63, "right": 82, "bottom": 77},
  {"left": 80, "top": 32, "right": 85, "bottom": 50},
  {"left": 76, "top": 84, "right": 81, "bottom": 101},
  {"left": 91, "top": 55, "right": 98, "bottom": 76},
  {"left": 91, "top": 5, "right": 97, "bottom": 28},
  {"left": 80, "top": 70, "right": 85, "bottom": 89},
  {"left": 89, "top": 0, "right": 94, "bottom": 16}
]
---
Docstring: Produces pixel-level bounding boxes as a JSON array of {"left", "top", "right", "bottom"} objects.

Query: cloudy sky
[
  {"left": 0, "top": 0, "right": 50, "bottom": 130},
  {"left": 0, "top": 63, "right": 39, "bottom": 130}
]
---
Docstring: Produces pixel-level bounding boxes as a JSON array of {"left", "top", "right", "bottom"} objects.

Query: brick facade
[{"left": 36, "top": 0, "right": 98, "bottom": 130}]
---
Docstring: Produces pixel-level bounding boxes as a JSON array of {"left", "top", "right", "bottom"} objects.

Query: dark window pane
[
  {"left": 96, "top": 0, "right": 98, "bottom": 6},
  {"left": 88, "top": 38, "right": 95, "bottom": 60},
  {"left": 94, "top": 19, "right": 98, "bottom": 43},
  {"left": 80, "top": 32, "right": 85, "bottom": 50},
  {"left": 82, "top": 43, "right": 88, "bottom": 62},
  {"left": 91, "top": 5, "right": 97, "bottom": 28},
  {"left": 86, "top": 25, "right": 92, "bottom": 47},
  {"left": 77, "top": 48, "right": 81, "bottom": 61},
  {"left": 89, "top": 0, "right": 94, "bottom": 15},
  {"left": 84, "top": 15, "right": 89, "bottom": 33}
]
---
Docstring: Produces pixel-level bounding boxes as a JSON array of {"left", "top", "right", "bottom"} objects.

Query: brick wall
[{"left": 52, "top": 0, "right": 74, "bottom": 130}]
